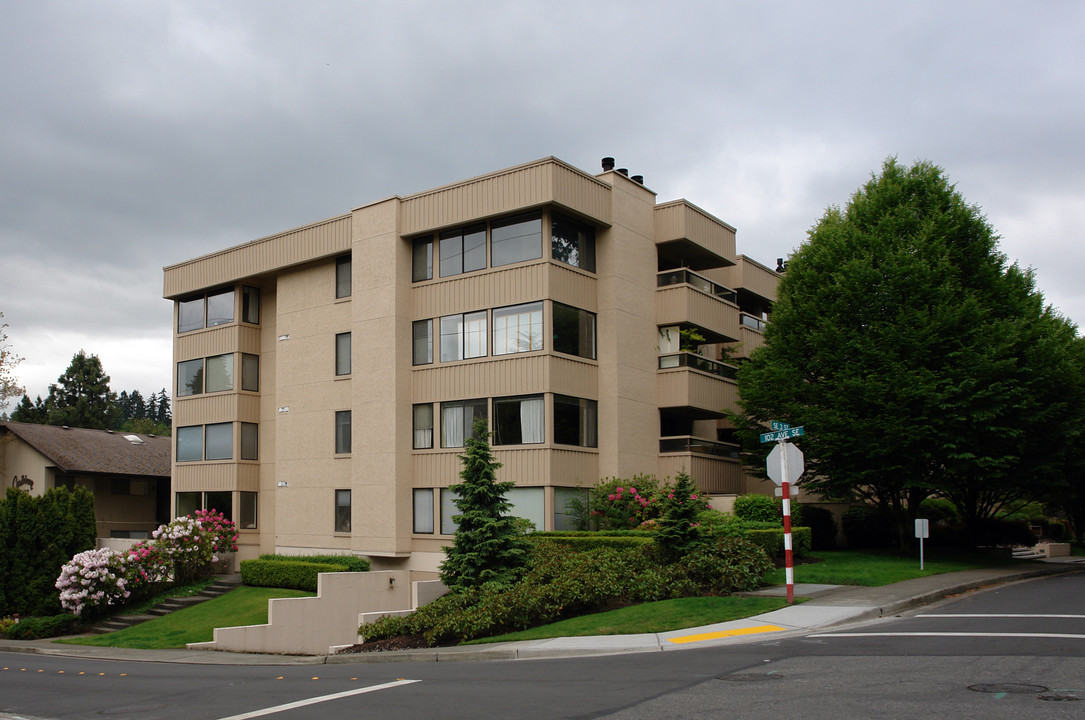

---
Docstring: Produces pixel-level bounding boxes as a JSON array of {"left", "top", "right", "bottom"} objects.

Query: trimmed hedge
[
  {"left": 3, "top": 613, "right": 83, "bottom": 640},
  {"left": 241, "top": 559, "right": 350, "bottom": 591},
  {"left": 526, "top": 534, "right": 654, "bottom": 552},
  {"left": 745, "top": 527, "right": 811, "bottom": 558},
  {"left": 258, "top": 554, "right": 371, "bottom": 573}
]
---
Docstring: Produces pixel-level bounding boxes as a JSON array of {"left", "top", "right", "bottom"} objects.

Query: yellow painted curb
[{"left": 667, "top": 624, "right": 786, "bottom": 644}]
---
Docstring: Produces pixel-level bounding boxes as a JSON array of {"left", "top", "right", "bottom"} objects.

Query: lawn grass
[
  {"left": 467, "top": 595, "right": 793, "bottom": 644},
  {"left": 764, "top": 548, "right": 1024, "bottom": 587},
  {"left": 57, "top": 586, "right": 313, "bottom": 649}
]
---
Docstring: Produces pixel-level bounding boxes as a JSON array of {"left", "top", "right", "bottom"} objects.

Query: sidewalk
[{"left": 2, "top": 560, "right": 1081, "bottom": 666}]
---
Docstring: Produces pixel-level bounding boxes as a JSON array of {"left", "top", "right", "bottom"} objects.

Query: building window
[
  {"left": 239, "top": 491, "right": 257, "bottom": 529},
  {"left": 175, "top": 491, "right": 201, "bottom": 517},
  {"left": 241, "top": 353, "right": 259, "bottom": 392},
  {"left": 439, "top": 224, "right": 486, "bottom": 277},
  {"left": 335, "top": 489, "right": 351, "bottom": 533},
  {"left": 440, "top": 399, "right": 487, "bottom": 448},
  {"left": 413, "top": 489, "right": 434, "bottom": 534},
  {"left": 493, "top": 302, "right": 543, "bottom": 355},
  {"left": 336, "top": 255, "right": 351, "bottom": 298},
  {"left": 505, "top": 487, "right": 545, "bottom": 531},
  {"left": 204, "top": 423, "right": 233, "bottom": 461},
  {"left": 240, "top": 423, "right": 258, "bottom": 460},
  {"left": 439, "top": 311, "right": 487, "bottom": 362},
  {"left": 335, "top": 332, "right": 351, "bottom": 376},
  {"left": 551, "top": 213, "right": 596, "bottom": 272},
  {"left": 412, "top": 237, "right": 432, "bottom": 282},
  {"left": 335, "top": 410, "right": 351, "bottom": 454},
  {"left": 206, "top": 491, "right": 232, "bottom": 518},
  {"left": 553, "top": 303, "right": 597, "bottom": 360},
  {"left": 413, "top": 319, "right": 433, "bottom": 365},
  {"left": 205, "top": 353, "right": 234, "bottom": 393},
  {"left": 440, "top": 488, "right": 460, "bottom": 535},
  {"left": 554, "top": 487, "right": 588, "bottom": 531},
  {"left": 554, "top": 395, "right": 598, "bottom": 447},
  {"left": 177, "top": 358, "right": 204, "bottom": 397},
  {"left": 242, "top": 286, "right": 260, "bottom": 324},
  {"left": 413, "top": 403, "right": 433, "bottom": 449},
  {"left": 493, "top": 395, "right": 544, "bottom": 445},
  {"left": 177, "top": 297, "right": 205, "bottom": 334},
  {"left": 491, "top": 213, "right": 542, "bottom": 267},
  {"left": 176, "top": 426, "right": 203, "bottom": 462},
  {"left": 206, "top": 289, "right": 235, "bottom": 328}
]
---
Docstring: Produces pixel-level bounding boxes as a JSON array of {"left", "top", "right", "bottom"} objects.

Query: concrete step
[{"left": 90, "top": 577, "right": 241, "bottom": 634}]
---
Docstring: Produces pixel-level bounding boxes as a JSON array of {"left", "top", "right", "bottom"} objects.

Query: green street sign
[
  {"left": 760, "top": 426, "right": 805, "bottom": 443},
  {"left": 771, "top": 421, "right": 791, "bottom": 431}
]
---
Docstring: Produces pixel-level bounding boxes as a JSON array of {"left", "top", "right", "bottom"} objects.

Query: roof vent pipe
[
  {"left": 631, "top": 175, "right": 644, "bottom": 184},
  {"left": 617, "top": 168, "right": 629, "bottom": 177},
  {"left": 601, "top": 157, "right": 615, "bottom": 172}
]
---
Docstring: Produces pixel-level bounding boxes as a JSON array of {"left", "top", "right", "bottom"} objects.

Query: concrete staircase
[
  {"left": 89, "top": 575, "right": 241, "bottom": 634},
  {"left": 1012, "top": 545, "right": 1046, "bottom": 561}
]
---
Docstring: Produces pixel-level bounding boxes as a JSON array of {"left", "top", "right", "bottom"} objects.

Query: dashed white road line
[{"left": 215, "top": 678, "right": 421, "bottom": 720}]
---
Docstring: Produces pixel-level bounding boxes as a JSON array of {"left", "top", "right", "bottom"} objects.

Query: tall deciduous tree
[
  {"left": 0, "top": 312, "right": 25, "bottom": 415},
  {"left": 736, "top": 158, "right": 1068, "bottom": 547},
  {"left": 439, "top": 419, "right": 529, "bottom": 590},
  {"left": 46, "top": 350, "right": 119, "bottom": 430}
]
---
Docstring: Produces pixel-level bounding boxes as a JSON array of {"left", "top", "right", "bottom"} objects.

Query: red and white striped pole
[{"left": 780, "top": 440, "right": 794, "bottom": 604}]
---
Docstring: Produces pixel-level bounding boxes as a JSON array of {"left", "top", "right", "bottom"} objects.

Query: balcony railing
[
  {"left": 657, "top": 269, "right": 737, "bottom": 304},
  {"left": 659, "top": 435, "right": 740, "bottom": 458},
  {"left": 658, "top": 352, "right": 737, "bottom": 380},
  {"left": 740, "top": 312, "right": 768, "bottom": 332}
]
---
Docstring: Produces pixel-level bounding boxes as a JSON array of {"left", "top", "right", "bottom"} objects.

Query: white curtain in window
[
  {"left": 581, "top": 400, "right": 597, "bottom": 446},
  {"left": 442, "top": 404, "right": 464, "bottom": 447},
  {"left": 464, "top": 311, "right": 487, "bottom": 358},
  {"left": 520, "top": 396, "right": 544, "bottom": 443}
]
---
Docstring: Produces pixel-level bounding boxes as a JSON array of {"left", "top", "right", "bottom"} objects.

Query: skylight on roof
[{"left": 123, "top": 435, "right": 145, "bottom": 445}]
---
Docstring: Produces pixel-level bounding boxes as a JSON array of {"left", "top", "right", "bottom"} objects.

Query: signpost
[
  {"left": 915, "top": 518, "right": 930, "bottom": 570},
  {"left": 762, "top": 421, "right": 805, "bottom": 604}
]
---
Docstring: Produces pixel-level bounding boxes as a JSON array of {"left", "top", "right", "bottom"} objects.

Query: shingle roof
[{"left": 0, "top": 421, "right": 171, "bottom": 478}]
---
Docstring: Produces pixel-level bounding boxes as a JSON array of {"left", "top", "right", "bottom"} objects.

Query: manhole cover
[
  {"left": 719, "top": 673, "right": 783, "bottom": 682},
  {"left": 968, "top": 683, "right": 1048, "bottom": 694}
]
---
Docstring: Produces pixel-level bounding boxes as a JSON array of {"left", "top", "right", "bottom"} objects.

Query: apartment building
[{"left": 163, "top": 157, "right": 779, "bottom": 570}]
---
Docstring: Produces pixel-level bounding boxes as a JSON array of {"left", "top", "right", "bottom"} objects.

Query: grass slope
[
  {"left": 58, "top": 586, "right": 314, "bottom": 649},
  {"left": 764, "top": 548, "right": 1024, "bottom": 587}
]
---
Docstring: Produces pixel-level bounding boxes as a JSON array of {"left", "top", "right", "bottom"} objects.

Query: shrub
[
  {"left": 259, "top": 554, "right": 371, "bottom": 573},
  {"left": 589, "top": 475, "right": 666, "bottom": 529},
  {"left": 969, "top": 518, "right": 1038, "bottom": 548},
  {"left": 3, "top": 613, "right": 82, "bottom": 640},
  {"left": 240, "top": 559, "right": 349, "bottom": 591},
  {"left": 842, "top": 506, "right": 894, "bottom": 548},
  {"left": 152, "top": 516, "right": 216, "bottom": 584},
  {"left": 679, "top": 537, "right": 773, "bottom": 594},
  {"left": 194, "top": 509, "right": 239, "bottom": 553},
  {"left": 917, "top": 497, "right": 960, "bottom": 527},
  {"left": 55, "top": 548, "right": 131, "bottom": 617},
  {"left": 526, "top": 534, "right": 654, "bottom": 552},
  {"left": 733, "top": 494, "right": 779, "bottom": 523},
  {"left": 802, "top": 506, "right": 838, "bottom": 550},
  {"left": 744, "top": 527, "right": 811, "bottom": 558},
  {"left": 655, "top": 471, "right": 708, "bottom": 561}
]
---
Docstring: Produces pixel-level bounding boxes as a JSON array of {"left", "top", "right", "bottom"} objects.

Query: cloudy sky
[{"left": 2, "top": 1, "right": 1083, "bottom": 407}]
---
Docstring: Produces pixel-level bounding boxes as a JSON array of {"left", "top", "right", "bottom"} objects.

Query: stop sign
[{"left": 767, "top": 442, "right": 804, "bottom": 486}]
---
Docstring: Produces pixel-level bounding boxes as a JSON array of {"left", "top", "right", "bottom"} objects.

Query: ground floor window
[
  {"left": 554, "top": 487, "right": 588, "bottom": 531},
  {"left": 174, "top": 491, "right": 237, "bottom": 525},
  {"left": 239, "top": 492, "right": 257, "bottom": 529},
  {"left": 505, "top": 487, "right": 544, "bottom": 531}
]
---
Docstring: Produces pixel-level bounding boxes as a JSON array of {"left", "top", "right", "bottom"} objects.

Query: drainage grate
[
  {"left": 719, "top": 673, "right": 783, "bottom": 682},
  {"left": 968, "top": 683, "right": 1048, "bottom": 694}
]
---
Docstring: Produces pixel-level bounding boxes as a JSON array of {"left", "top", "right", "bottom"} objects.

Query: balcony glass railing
[
  {"left": 740, "top": 313, "right": 767, "bottom": 332},
  {"left": 657, "top": 269, "right": 737, "bottom": 304},
  {"left": 658, "top": 352, "right": 738, "bottom": 379},
  {"left": 659, "top": 436, "right": 740, "bottom": 458}
]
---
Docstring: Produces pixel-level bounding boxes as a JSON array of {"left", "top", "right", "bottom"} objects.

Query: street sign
[
  {"left": 760, "top": 426, "right": 805, "bottom": 443},
  {"left": 915, "top": 518, "right": 930, "bottom": 570},
  {"left": 767, "top": 442, "right": 804, "bottom": 486},
  {"left": 771, "top": 421, "right": 791, "bottom": 431}
]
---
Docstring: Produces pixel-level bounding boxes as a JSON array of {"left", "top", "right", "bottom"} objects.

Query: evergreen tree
[
  {"left": 128, "top": 389, "right": 146, "bottom": 421},
  {"left": 736, "top": 158, "right": 1068, "bottom": 547},
  {"left": 0, "top": 312, "right": 25, "bottom": 414},
  {"left": 655, "top": 471, "right": 703, "bottom": 562},
  {"left": 155, "top": 389, "right": 171, "bottom": 425},
  {"left": 115, "top": 390, "right": 131, "bottom": 427},
  {"left": 439, "top": 419, "right": 529, "bottom": 590},
  {"left": 9, "top": 394, "right": 48, "bottom": 424},
  {"left": 46, "top": 350, "right": 119, "bottom": 430}
]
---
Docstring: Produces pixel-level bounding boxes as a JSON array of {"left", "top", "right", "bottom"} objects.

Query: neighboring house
[
  {"left": 0, "top": 420, "right": 171, "bottom": 540},
  {"left": 163, "top": 156, "right": 780, "bottom": 571}
]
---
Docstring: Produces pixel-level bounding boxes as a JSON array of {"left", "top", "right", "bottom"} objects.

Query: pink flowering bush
[
  {"left": 152, "top": 515, "right": 216, "bottom": 584},
  {"left": 588, "top": 474, "right": 712, "bottom": 530},
  {"left": 123, "top": 540, "right": 172, "bottom": 599},
  {"left": 55, "top": 548, "right": 130, "bottom": 617},
  {"left": 194, "top": 508, "right": 239, "bottom": 553}
]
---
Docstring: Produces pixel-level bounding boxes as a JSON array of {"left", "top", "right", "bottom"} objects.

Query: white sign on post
[
  {"left": 915, "top": 518, "right": 930, "bottom": 570},
  {"left": 766, "top": 442, "right": 804, "bottom": 486}
]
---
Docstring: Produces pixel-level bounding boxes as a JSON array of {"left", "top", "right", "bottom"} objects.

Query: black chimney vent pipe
[
  {"left": 617, "top": 168, "right": 629, "bottom": 177},
  {"left": 631, "top": 175, "right": 644, "bottom": 184},
  {"left": 601, "top": 157, "right": 615, "bottom": 171}
]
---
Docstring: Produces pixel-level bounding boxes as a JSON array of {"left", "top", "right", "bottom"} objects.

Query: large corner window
[
  {"left": 492, "top": 395, "right": 544, "bottom": 445},
  {"left": 335, "top": 489, "right": 351, "bottom": 533},
  {"left": 413, "top": 319, "right": 433, "bottom": 365},
  {"left": 204, "top": 423, "right": 233, "bottom": 461},
  {"left": 491, "top": 213, "right": 543, "bottom": 267},
  {"left": 205, "top": 353, "right": 234, "bottom": 393},
  {"left": 412, "top": 237, "right": 433, "bottom": 282},
  {"left": 177, "top": 289, "right": 235, "bottom": 334},
  {"left": 336, "top": 255, "right": 352, "bottom": 298},
  {"left": 335, "top": 410, "right": 352, "bottom": 454},
  {"left": 439, "top": 311, "right": 487, "bottom": 362},
  {"left": 493, "top": 302, "right": 543, "bottom": 355},
  {"left": 178, "top": 354, "right": 234, "bottom": 397},
  {"left": 206, "top": 289, "right": 235, "bottom": 328},
  {"left": 553, "top": 303, "right": 597, "bottom": 360},
  {"left": 335, "top": 332, "right": 351, "bottom": 376},
  {"left": 177, "top": 297, "right": 205, "bottom": 334},
  {"left": 551, "top": 212, "right": 596, "bottom": 272},
  {"left": 439, "top": 224, "right": 486, "bottom": 277},
  {"left": 176, "top": 491, "right": 237, "bottom": 522},
  {"left": 413, "top": 403, "right": 434, "bottom": 449},
  {"left": 554, "top": 395, "right": 598, "bottom": 447},
  {"left": 177, "top": 359, "right": 204, "bottom": 397},
  {"left": 440, "top": 399, "right": 487, "bottom": 448}
]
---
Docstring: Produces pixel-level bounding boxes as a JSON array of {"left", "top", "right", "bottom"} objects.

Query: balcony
[
  {"left": 654, "top": 201, "right": 736, "bottom": 271},
  {"left": 722, "top": 255, "right": 779, "bottom": 304},
  {"left": 656, "top": 270, "right": 741, "bottom": 343},
  {"left": 657, "top": 355, "right": 739, "bottom": 418},
  {"left": 658, "top": 436, "right": 743, "bottom": 494}
]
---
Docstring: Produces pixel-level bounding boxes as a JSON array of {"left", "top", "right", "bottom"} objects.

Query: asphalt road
[{"left": 2, "top": 574, "right": 1082, "bottom": 720}]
